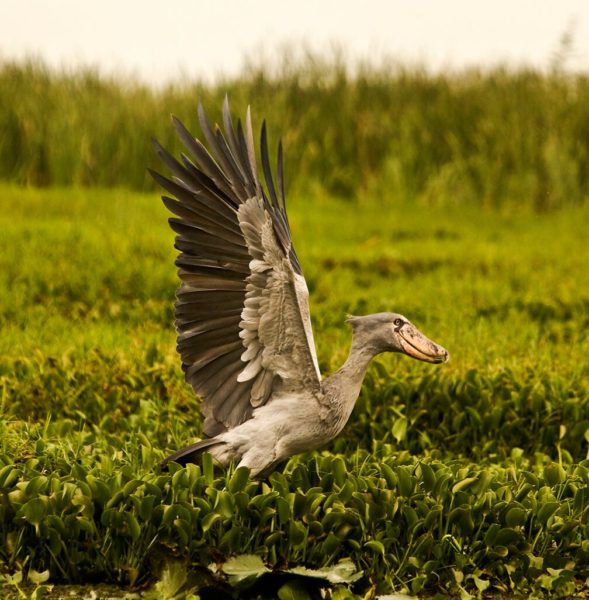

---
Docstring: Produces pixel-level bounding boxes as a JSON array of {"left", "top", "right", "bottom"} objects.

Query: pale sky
[{"left": 1, "top": 0, "right": 588, "bottom": 84}]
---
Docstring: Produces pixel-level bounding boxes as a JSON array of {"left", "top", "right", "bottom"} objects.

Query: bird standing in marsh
[{"left": 151, "top": 99, "right": 449, "bottom": 477}]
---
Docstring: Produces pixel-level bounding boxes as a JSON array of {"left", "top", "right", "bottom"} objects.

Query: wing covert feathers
[{"left": 152, "top": 100, "right": 321, "bottom": 436}]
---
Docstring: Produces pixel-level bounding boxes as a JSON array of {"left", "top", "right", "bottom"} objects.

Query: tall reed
[{"left": 1, "top": 55, "right": 588, "bottom": 210}]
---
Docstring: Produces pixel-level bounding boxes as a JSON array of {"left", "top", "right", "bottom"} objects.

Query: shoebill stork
[{"left": 150, "top": 99, "right": 449, "bottom": 478}]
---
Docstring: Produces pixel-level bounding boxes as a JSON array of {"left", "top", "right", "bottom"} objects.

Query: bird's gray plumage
[{"left": 152, "top": 100, "right": 449, "bottom": 477}]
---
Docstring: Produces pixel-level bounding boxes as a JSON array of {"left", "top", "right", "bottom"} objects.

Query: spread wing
[{"left": 150, "top": 98, "right": 321, "bottom": 437}]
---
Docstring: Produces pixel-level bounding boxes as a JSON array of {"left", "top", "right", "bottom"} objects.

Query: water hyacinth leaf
[
  {"left": 471, "top": 574, "right": 490, "bottom": 592},
  {"left": 411, "top": 574, "right": 427, "bottom": 593},
  {"left": 276, "top": 496, "right": 292, "bottom": 525},
  {"left": 105, "top": 491, "right": 125, "bottom": 509},
  {"left": 139, "top": 495, "right": 157, "bottom": 520},
  {"left": 25, "top": 475, "right": 48, "bottom": 497},
  {"left": 494, "top": 527, "right": 520, "bottom": 546},
  {"left": 0, "top": 465, "right": 20, "bottom": 490},
  {"left": 202, "top": 452, "right": 214, "bottom": 484},
  {"left": 221, "top": 554, "right": 270, "bottom": 584},
  {"left": 424, "top": 506, "right": 442, "bottom": 529},
  {"left": 433, "top": 473, "right": 452, "bottom": 497},
  {"left": 537, "top": 501, "right": 560, "bottom": 524},
  {"left": 321, "top": 532, "right": 341, "bottom": 555},
  {"left": 172, "top": 468, "right": 188, "bottom": 488},
  {"left": 202, "top": 512, "right": 222, "bottom": 532},
  {"left": 264, "top": 531, "right": 283, "bottom": 547},
  {"left": 418, "top": 462, "right": 435, "bottom": 492},
  {"left": 228, "top": 466, "right": 250, "bottom": 493},
  {"left": 219, "top": 526, "right": 243, "bottom": 551},
  {"left": 396, "top": 468, "right": 413, "bottom": 497},
  {"left": 216, "top": 490, "right": 235, "bottom": 518},
  {"left": 19, "top": 496, "right": 48, "bottom": 527},
  {"left": 125, "top": 513, "right": 141, "bottom": 541},
  {"left": 331, "top": 457, "right": 347, "bottom": 486},
  {"left": 448, "top": 506, "right": 474, "bottom": 534},
  {"left": 365, "top": 540, "right": 386, "bottom": 556},
  {"left": 122, "top": 479, "right": 143, "bottom": 497},
  {"left": 162, "top": 505, "right": 180, "bottom": 527},
  {"left": 487, "top": 545, "right": 509, "bottom": 559},
  {"left": 289, "top": 520, "right": 307, "bottom": 547},
  {"left": 76, "top": 516, "right": 96, "bottom": 535},
  {"left": 233, "top": 491, "right": 250, "bottom": 516},
  {"left": 544, "top": 463, "right": 566, "bottom": 486},
  {"left": 338, "top": 480, "right": 354, "bottom": 503},
  {"left": 574, "top": 486, "right": 589, "bottom": 512},
  {"left": 505, "top": 506, "right": 527, "bottom": 527},
  {"left": 452, "top": 476, "right": 478, "bottom": 494},
  {"left": 515, "top": 483, "right": 534, "bottom": 503},
  {"left": 403, "top": 505, "right": 419, "bottom": 530},
  {"left": 392, "top": 417, "right": 408, "bottom": 443},
  {"left": 485, "top": 523, "right": 501, "bottom": 546},
  {"left": 380, "top": 463, "right": 398, "bottom": 488}
]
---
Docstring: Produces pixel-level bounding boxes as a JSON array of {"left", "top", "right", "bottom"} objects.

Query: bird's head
[{"left": 346, "top": 312, "right": 449, "bottom": 364}]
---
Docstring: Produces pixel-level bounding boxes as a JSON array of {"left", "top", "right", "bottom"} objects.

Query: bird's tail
[{"left": 161, "top": 438, "right": 223, "bottom": 468}]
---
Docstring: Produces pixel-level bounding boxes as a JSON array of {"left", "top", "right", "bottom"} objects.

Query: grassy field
[{"left": 0, "top": 180, "right": 588, "bottom": 598}]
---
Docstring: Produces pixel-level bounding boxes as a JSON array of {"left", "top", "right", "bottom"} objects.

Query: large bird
[{"left": 151, "top": 99, "right": 449, "bottom": 477}]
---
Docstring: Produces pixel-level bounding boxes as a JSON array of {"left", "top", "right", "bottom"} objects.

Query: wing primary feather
[
  {"left": 153, "top": 168, "right": 238, "bottom": 225},
  {"left": 222, "top": 96, "right": 241, "bottom": 157},
  {"left": 235, "top": 118, "right": 257, "bottom": 192},
  {"left": 179, "top": 316, "right": 239, "bottom": 335},
  {"left": 169, "top": 219, "right": 248, "bottom": 255},
  {"left": 179, "top": 340, "right": 243, "bottom": 370},
  {"left": 246, "top": 106, "right": 262, "bottom": 197},
  {"left": 277, "top": 140, "right": 285, "bottom": 208},
  {"left": 148, "top": 169, "right": 236, "bottom": 219},
  {"left": 222, "top": 96, "right": 253, "bottom": 193},
  {"left": 260, "top": 121, "right": 279, "bottom": 207},
  {"left": 197, "top": 103, "right": 247, "bottom": 198},
  {"left": 213, "top": 129, "right": 248, "bottom": 193},
  {"left": 162, "top": 197, "right": 244, "bottom": 244},
  {"left": 172, "top": 116, "right": 226, "bottom": 180},
  {"left": 184, "top": 348, "right": 242, "bottom": 385},
  {"left": 172, "top": 118, "right": 238, "bottom": 204}
]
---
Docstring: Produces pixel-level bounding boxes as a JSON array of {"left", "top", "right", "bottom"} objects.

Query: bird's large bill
[{"left": 398, "top": 324, "right": 449, "bottom": 364}]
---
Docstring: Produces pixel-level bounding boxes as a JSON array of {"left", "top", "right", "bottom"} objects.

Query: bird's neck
[{"left": 322, "top": 334, "right": 380, "bottom": 424}]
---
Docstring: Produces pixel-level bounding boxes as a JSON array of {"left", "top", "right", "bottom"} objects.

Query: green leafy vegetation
[
  {"left": 1, "top": 180, "right": 588, "bottom": 597},
  {"left": 1, "top": 56, "right": 589, "bottom": 210}
]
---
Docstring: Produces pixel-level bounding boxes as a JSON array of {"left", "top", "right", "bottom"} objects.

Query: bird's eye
[{"left": 393, "top": 318, "right": 403, "bottom": 327}]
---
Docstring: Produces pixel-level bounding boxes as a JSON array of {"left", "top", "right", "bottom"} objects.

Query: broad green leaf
[
  {"left": 544, "top": 463, "right": 566, "bottom": 486},
  {"left": 19, "top": 497, "right": 48, "bottom": 526},
  {"left": 392, "top": 417, "right": 408, "bottom": 443},
  {"left": 505, "top": 506, "right": 527, "bottom": 527},
  {"left": 537, "top": 501, "right": 560, "bottom": 524},
  {"left": 221, "top": 554, "right": 270, "bottom": 583},
  {"left": 364, "top": 540, "right": 386, "bottom": 556},
  {"left": 228, "top": 466, "right": 250, "bottom": 493},
  {"left": 452, "top": 476, "right": 478, "bottom": 494},
  {"left": 201, "top": 512, "right": 222, "bottom": 533},
  {"left": 288, "top": 559, "right": 363, "bottom": 584},
  {"left": 28, "top": 569, "right": 50, "bottom": 584}
]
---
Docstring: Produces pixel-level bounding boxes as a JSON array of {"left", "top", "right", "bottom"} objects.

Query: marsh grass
[{"left": 1, "top": 56, "right": 589, "bottom": 210}]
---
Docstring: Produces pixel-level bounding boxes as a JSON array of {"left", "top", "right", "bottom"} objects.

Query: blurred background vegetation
[{"left": 1, "top": 53, "right": 588, "bottom": 212}]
